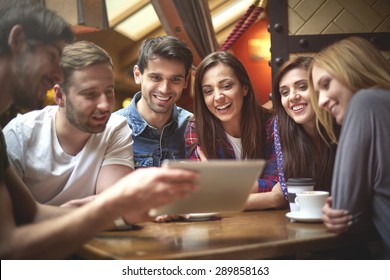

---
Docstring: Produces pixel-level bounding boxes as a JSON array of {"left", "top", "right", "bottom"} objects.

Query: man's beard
[
  {"left": 65, "top": 98, "right": 107, "bottom": 134},
  {"left": 13, "top": 83, "right": 43, "bottom": 110}
]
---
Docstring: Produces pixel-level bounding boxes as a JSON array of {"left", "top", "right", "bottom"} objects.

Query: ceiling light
[
  {"left": 114, "top": 3, "right": 160, "bottom": 41},
  {"left": 212, "top": 0, "right": 253, "bottom": 32}
]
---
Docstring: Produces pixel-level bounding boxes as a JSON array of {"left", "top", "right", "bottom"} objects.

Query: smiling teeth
[
  {"left": 292, "top": 104, "right": 305, "bottom": 111},
  {"left": 217, "top": 103, "right": 230, "bottom": 110},
  {"left": 156, "top": 96, "right": 169, "bottom": 101}
]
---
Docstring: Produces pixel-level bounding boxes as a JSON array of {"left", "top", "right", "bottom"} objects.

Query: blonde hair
[{"left": 309, "top": 36, "right": 390, "bottom": 143}]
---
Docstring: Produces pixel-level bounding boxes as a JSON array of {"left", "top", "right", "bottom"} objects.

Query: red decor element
[{"left": 220, "top": 2, "right": 265, "bottom": 51}]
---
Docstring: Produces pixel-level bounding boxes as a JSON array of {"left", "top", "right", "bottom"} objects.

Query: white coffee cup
[
  {"left": 295, "top": 191, "right": 329, "bottom": 218},
  {"left": 286, "top": 178, "right": 315, "bottom": 212}
]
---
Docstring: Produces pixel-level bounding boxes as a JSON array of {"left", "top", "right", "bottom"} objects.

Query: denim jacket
[{"left": 115, "top": 92, "right": 192, "bottom": 168}]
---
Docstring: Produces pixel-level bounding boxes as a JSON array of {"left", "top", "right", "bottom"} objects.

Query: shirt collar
[{"left": 129, "top": 92, "right": 179, "bottom": 136}]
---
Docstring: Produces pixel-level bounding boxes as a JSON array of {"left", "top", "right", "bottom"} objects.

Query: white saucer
[
  {"left": 189, "top": 213, "right": 218, "bottom": 221},
  {"left": 286, "top": 211, "right": 322, "bottom": 223}
]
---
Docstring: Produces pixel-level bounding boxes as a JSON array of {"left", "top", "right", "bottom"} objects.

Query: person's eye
[
  {"left": 150, "top": 75, "right": 161, "bottom": 82},
  {"left": 105, "top": 90, "right": 115, "bottom": 97},
  {"left": 280, "top": 89, "right": 289, "bottom": 97},
  {"left": 83, "top": 92, "right": 97, "bottom": 99},
  {"left": 171, "top": 77, "right": 183, "bottom": 84},
  {"left": 222, "top": 83, "right": 232, "bottom": 90},
  {"left": 298, "top": 83, "right": 308, "bottom": 91},
  {"left": 321, "top": 79, "right": 330, "bottom": 90},
  {"left": 202, "top": 87, "right": 213, "bottom": 95}
]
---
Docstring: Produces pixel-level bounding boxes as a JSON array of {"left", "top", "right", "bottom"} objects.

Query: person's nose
[
  {"left": 214, "top": 90, "right": 225, "bottom": 102},
  {"left": 289, "top": 88, "right": 300, "bottom": 101},
  {"left": 97, "top": 93, "right": 111, "bottom": 112},
  {"left": 318, "top": 91, "right": 329, "bottom": 110},
  {"left": 159, "top": 79, "right": 171, "bottom": 93}
]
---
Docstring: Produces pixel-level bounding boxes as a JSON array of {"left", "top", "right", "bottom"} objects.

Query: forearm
[
  {"left": 34, "top": 203, "right": 74, "bottom": 221},
  {"left": 5, "top": 197, "right": 116, "bottom": 259},
  {"left": 244, "top": 187, "right": 287, "bottom": 210},
  {"left": 96, "top": 164, "right": 133, "bottom": 194}
]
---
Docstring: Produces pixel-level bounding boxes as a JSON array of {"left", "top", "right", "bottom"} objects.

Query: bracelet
[{"left": 114, "top": 217, "right": 133, "bottom": 230}]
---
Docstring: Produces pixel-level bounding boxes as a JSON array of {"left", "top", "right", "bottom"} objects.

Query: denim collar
[{"left": 128, "top": 92, "right": 179, "bottom": 136}]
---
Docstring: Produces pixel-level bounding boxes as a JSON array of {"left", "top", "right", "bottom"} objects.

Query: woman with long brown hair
[
  {"left": 272, "top": 56, "right": 338, "bottom": 200},
  {"left": 186, "top": 51, "right": 285, "bottom": 210}
]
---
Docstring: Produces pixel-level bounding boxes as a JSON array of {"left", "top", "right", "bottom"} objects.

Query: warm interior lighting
[
  {"left": 212, "top": 0, "right": 253, "bottom": 33},
  {"left": 122, "top": 97, "right": 132, "bottom": 108},
  {"left": 248, "top": 38, "right": 271, "bottom": 60},
  {"left": 44, "top": 88, "right": 55, "bottom": 106},
  {"left": 113, "top": 4, "right": 160, "bottom": 41}
]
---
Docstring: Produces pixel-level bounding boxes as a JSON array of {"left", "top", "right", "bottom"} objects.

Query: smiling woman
[
  {"left": 185, "top": 51, "right": 285, "bottom": 211},
  {"left": 308, "top": 36, "right": 390, "bottom": 259},
  {"left": 272, "top": 56, "right": 338, "bottom": 199}
]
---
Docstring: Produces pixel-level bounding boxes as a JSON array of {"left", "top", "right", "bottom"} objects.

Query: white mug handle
[{"left": 294, "top": 196, "right": 300, "bottom": 206}]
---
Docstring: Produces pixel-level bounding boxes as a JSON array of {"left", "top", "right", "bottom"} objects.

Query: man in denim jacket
[{"left": 116, "top": 36, "right": 193, "bottom": 168}]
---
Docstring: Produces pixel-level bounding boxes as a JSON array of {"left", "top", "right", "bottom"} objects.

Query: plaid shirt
[{"left": 185, "top": 118, "right": 278, "bottom": 192}]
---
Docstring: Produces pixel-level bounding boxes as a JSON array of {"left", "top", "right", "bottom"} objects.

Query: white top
[
  {"left": 4, "top": 106, "right": 134, "bottom": 205},
  {"left": 225, "top": 132, "right": 242, "bottom": 160}
]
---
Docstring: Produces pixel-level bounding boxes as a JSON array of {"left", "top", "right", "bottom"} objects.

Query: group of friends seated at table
[{"left": 0, "top": 0, "right": 389, "bottom": 259}]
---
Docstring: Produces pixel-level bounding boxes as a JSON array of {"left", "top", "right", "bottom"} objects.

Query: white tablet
[{"left": 149, "top": 159, "right": 266, "bottom": 216}]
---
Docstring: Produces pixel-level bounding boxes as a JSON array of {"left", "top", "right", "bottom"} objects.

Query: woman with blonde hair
[{"left": 309, "top": 36, "right": 390, "bottom": 258}]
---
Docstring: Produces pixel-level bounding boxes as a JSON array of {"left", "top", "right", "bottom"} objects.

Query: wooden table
[{"left": 77, "top": 210, "right": 373, "bottom": 260}]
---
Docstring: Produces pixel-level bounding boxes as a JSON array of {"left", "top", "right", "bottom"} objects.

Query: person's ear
[
  {"left": 8, "top": 25, "right": 26, "bottom": 54},
  {"left": 54, "top": 85, "right": 65, "bottom": 107},
  {"left": 243, "top": 85, "right": 249, "bottom": 97},
  {"left": 183, "top": 71, "right": 191, "bottom": 89},
  {"left": 133, "top": 65, "right": 142, "bottom": 85}
]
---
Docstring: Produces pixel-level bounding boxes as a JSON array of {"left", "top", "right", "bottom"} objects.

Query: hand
[
  {"left": 154, "top": 214, "right": 190, "bottom": 223},
  {"left": 196, "top": 146, "right": 208, "bottom": 161},
  {"left": 322, "top": 196, "right": 352, "bottom": 234},
  {"left": 104, "top": 167, "right": 199, "bottom": 224}
]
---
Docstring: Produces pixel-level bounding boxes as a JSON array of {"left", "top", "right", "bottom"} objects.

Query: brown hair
[
  {"left": 190, "top": 51, "right": 273, "bottom": 159},
  {"left": 273, "top": 56, "right": 338, "bottom": 191}
]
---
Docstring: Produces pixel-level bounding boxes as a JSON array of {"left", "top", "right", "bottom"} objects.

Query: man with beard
[
  {"left": 0, "top": 1, "right": 198, "bottom": 259},
  {"left": 116, "top": 36, "right": 193, "bottom": 168},
  {"left": 4, "top": 41, "right": 134, "bottom": 207}
]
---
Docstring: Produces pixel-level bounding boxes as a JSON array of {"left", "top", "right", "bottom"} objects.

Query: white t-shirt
[
  {"left": 4, "top": 106, "right": 134, "bottom": 205},
  {"left": 225, "top": 132, "right": 242, "bottom": 160}
]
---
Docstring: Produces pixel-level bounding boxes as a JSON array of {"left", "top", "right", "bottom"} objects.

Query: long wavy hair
[
  {"left": 309, "top": 36, "right": 390, "bottom": 143},
  {"left": 273, "top": 56, "right": 338, "bottom": 191},
  {"left": 190, "top": 51, "right": 273, "bottom": 159}
]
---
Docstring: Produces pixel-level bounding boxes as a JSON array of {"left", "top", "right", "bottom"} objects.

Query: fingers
[
  {"left": 322, "top": 218, "right": 351, "bottom": 234},
  {"left": 123, "top": 211, "right": 152, "bottom": 224},
  {"left": 154, "top": 215, "right": 189, "bottom": 223},
  {"left": 111, "top": 167, "right": 199, "bottom": 224},
  {"left": 321, "top": 200, "right": 352, "bottom": 234},
  {"left": 196, "top": 146, "right": 208, "bottom": 161}
]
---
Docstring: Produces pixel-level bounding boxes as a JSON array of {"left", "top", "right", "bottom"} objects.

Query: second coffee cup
[{"left": 286, "top": 178, "right": 315, "bottom": 212}]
